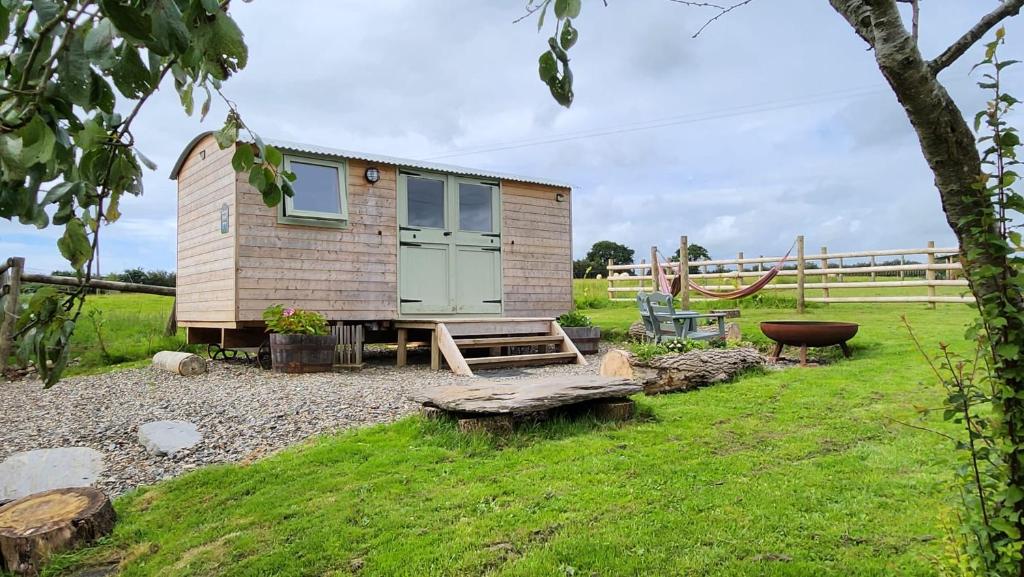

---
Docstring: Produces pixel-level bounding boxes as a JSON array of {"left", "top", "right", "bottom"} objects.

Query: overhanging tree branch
[{"left": 930, "top": 0, "right": 1024, "bottom": 73}]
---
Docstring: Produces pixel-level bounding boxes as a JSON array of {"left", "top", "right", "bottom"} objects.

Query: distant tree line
[
  {"left": 573, "top": 240, "right": 711, "bottom": 278},
  {"left": 51, "top": 268, "right": 176, "bottom": 287}
]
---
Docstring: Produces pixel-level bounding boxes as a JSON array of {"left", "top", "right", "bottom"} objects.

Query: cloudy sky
[{"left": 3, "top": 0, "right": 1022, "bottom": 274}]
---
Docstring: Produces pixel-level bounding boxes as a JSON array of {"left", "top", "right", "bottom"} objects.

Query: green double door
[{"left": 398, "top": 171, "right": 502, "bottom": 315}]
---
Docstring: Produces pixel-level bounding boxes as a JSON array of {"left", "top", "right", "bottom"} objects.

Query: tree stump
[
  {"left": 627, "top": 321, "right": 648, "bottom": 342},
  {"left": 600, "top": 347, "right": 763, "bottom": 395},
  {"left": 419, "top": 406, "right": 446, "bottom": 421},
  {"left": 590, "top": 399, "right": 636, "bottom": 421},
  {"left": 457, "top": 415, "right": 514, "bottom": 435},
  {"left": 0, "top": 487, "right": 115, "bottom": 576},
  {"left": 151, "top": 351, "right": 206, "bottom": 376}
]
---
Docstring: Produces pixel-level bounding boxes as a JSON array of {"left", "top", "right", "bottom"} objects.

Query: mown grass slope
[{"left": 44, "top": 300, "right": 974, "bottom": 577}]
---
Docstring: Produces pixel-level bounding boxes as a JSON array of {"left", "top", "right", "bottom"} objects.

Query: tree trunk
[
  {"left": 830, "top": 0, "right": 1024, "bottom": 569},
  {"left": 600, "top": 347, "right": 763, "bottom": 395},
  {"left": 0, "top": 488, "right": 115, "bottom": 576}
]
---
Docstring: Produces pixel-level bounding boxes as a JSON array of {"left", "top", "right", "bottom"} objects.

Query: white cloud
[{"left": 2, "top": 0, "right": 1019, "bottom": 272}]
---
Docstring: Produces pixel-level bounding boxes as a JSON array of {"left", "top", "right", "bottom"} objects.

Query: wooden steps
[
  {"left": 464, "top": 351, "right": 578, "bottom": 369},
  {"left": 453, "top": 335, "right": 564, "bottom": 349},
  {"left": 394, "top": 317, "right": 588, "bottom": 376}
]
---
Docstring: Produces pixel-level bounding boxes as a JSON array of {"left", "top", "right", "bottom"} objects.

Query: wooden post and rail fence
[
  {"left": 0, "top": 256, "right": 177, "bottom": 372},
  {"left": 604, "top": 237, "right": 972, "bottom": 308}
]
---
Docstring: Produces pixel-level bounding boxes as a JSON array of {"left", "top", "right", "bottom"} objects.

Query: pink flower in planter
[{"left": 283, "top": 307, "right": 295, "bottom": 317}]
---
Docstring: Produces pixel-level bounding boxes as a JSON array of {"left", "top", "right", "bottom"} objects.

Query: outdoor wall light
[
  {"left": 555, "top": 193, "right": 566, "bottom": 202},
  {"left": 365, "top": 166, "right": 381, "bottom": 184}
]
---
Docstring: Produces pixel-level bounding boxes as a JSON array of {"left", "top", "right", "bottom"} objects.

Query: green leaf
[
  {"left": 148, "top": 0, "right": 189, "bottom": 56},
  {"left": 73, "top": 117, "right": 109, "bottom": 150},
  {"left": 263, "top": 144, "right": 282, "bottom": 167},
  {"left": 99, "top": 0, "right": 153, "bottom": 43},
  {"left": 18, "top": 115, "right": 56, "bottom": 166},
  {"left": 57, "top": 217, "right": 92, "bottom": 271},
  {"left": 996, "top": 342, "right": 1020, "bottom": 358},
  {"left": 231, "top": 144, "right": 254, "bottom": 173},
  {"left": 105, "top": 191, "right": 121, "bottom": 221},
  {"left": 57, "top": 31, "right": 93, "bottom": 107},
  {"left": 179, "top": 81, "right": 194, "bottom": 115},
  {"left": 135, "top": 148, "right": 157, "bottom": 170},
  {"left": 261, "top": 181, "right": 281, "bottom": 207},
  {"left": 200, "top": 0, "right": 220, "bottom": 13},
  {"left": 84, "top": 19, "right": 116, "bottom": 68},
  {"left": 89, "top": 71, "right": 116, "bottom": 113},
  {"left": 41, "top": 181, "right": 81, "bottom": 205},
  {"left": 248, "top": 164, "right": 266, "bottom": 190},
  {"left": 539, "top": 51, "right": 557, "bottom": 82},
  {"left": 191, "top": 11, "right": 248, "bottom": 80},
  {"left": 215, "top": 118, "right": 239, "bottom": 149},
  {"left": 0, "top": 4, "right": 9, "bottom": 44},
  {"left": 32, "top": 0, "right": 60, "bottom": 23},
  {"left": 999, "top": 131, "right": 1020, "bottom": 147},
  {"left": 110, "top": 43, "right": 153, "bottom": 98},
  {"left": 560, "top": 19, "right": 578, "bottom": 50}
]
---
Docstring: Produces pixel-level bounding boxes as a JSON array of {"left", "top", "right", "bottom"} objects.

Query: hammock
[{"left": 651, "top": 244, "right": 795, "bottom": 300}]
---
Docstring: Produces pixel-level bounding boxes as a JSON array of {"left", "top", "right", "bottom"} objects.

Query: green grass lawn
[
  {"left": 39, "top": 292, "right": 190, "bottom": 376},
  {"left": 43, "top": 294, "right": 976, "bottom": 576}
]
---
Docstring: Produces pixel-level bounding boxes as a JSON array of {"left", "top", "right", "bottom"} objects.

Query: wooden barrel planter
[
  {"left": 561, "top": 326, "right": 601, "bottom": 355},
  {"left": 269, "top": 334, "right": 335, "bottom": 373}
]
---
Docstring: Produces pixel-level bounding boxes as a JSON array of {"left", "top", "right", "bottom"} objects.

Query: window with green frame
[{"left": 281, "top": 155, "right": 349, "bottom": 224}]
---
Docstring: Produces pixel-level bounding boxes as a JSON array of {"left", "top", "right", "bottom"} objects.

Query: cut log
[
  {"left": 627, "top": 321, "right": 648, "bottom": 343},
  {"left": 151, "top": 351, "right": 206, "bottom": 376},
  {"left": 458, "top": 415, "right": 514, "bottom": 435},
  {"left": 0, "top": 487, "right": 115, "bottom": 576},
  {"left": 600, "top": 347, "right": 763, "bottom": 395}
]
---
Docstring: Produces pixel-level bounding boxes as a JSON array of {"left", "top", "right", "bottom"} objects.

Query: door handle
[{"left": 443, "top": 231, "right": 452, "bottom": 236}]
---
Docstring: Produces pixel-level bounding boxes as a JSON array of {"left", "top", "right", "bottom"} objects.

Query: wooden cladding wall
[
  {"left": 234, "top": 158, "right": 399, "bottom": 321},
  {"left": 500, "top": 182, "right": 573, "bottom": 317},
  {"left": 176, "top": 134, "right": 236, "bottom": 324}
]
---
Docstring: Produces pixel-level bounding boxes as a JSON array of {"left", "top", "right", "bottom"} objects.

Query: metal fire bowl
[{"left": 759, "top": 321, "right": 859, "bottom": 348}]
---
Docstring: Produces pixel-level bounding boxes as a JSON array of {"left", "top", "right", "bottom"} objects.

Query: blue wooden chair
[{"left": 638, "top": 292, "right": 726, "bottom": 343}]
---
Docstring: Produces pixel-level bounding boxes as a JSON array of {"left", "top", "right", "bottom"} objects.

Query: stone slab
[
  {"left": 0, "top": 447, "right": 104, "bottom": 502},
  {"left": 138, "top": 420, "right": 202, "bottom": 457},
  {"left": 417, "top": 375, "right": 641, "bottom": 415}
]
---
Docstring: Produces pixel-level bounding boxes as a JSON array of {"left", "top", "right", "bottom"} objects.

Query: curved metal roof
[{"left": 169, "top": 131, "right": 571, "bottom": 189}]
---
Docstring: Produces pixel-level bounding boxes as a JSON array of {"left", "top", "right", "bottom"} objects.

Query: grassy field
[
  {"left": 40, "top": 289, "right": 979, "bottom": 576},
  {"left": 38, "top": 293, "right": 189, "bottom": 376}
]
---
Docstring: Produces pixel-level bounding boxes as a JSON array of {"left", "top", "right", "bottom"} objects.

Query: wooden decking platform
[
  {"left": 417, "top": 375, "right": 641, "bottom": 432},
  {"left": 394, "top": 317, "right": 587, "bottom": 376}
]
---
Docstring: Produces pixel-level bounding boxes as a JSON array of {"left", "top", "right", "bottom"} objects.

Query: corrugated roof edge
[{"left": 168, "top": 131, "right": 572, "bottom": 189}]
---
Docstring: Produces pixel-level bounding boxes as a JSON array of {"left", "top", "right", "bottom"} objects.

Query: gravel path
[{"left": 1, "top": 348, "right": 605, "bottom": 497}]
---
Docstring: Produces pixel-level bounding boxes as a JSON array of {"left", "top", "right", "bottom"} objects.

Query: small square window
[{"left": 282, "top": 156, "right": 348, "bottom": 223}]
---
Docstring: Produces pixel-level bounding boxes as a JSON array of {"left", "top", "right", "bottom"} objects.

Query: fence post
[
  {"left": 650, "top": 246, "right": 658, "bottom": 292},
  {"left": 758, "top": 256, "right": 764, "bottom": 273},
  {"left": 870, "top": 255, "right": 876, "bottom": 281},
  {"left": 680, "top": 236, "right": 690, "bottom": 310},
  {"left": 606, "top": 258, "right": 614, "bottom": 301},
  {"left": 736, "top": 252, "right": 744, "bottom": 289},
  {"left": 796, "top": 236, "right": 806, "bottom": 314},
  {"left": 899, "top": 254, "right": 906, "bottom": 279},
  {"left": 820, "top": 246, "right": 830, "bottom": 304},
  {"left": 0, "top": 257, "right": 25, "bottom": 373},
  {"left": 926, "top": 240, "right": 936, "bottom": 309}
]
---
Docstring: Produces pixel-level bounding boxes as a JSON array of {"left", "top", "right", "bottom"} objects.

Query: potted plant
[
  {"left": 557, "top": 310, "right": 601, "bottom": 355},
  {"left": 263, "top": 305, "right": 334, "bottom": 373}
]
